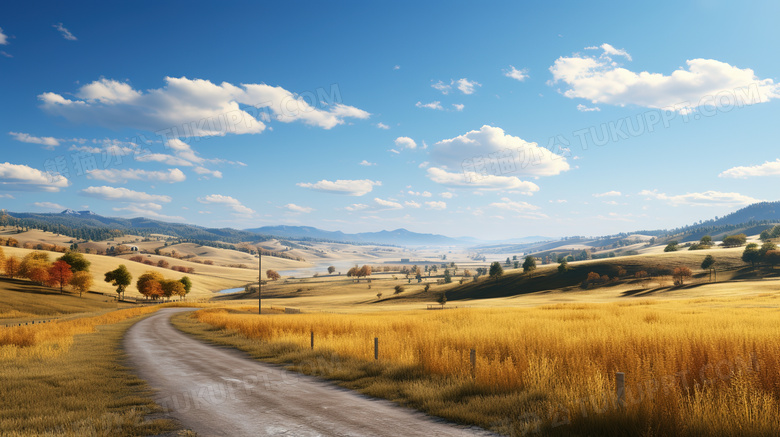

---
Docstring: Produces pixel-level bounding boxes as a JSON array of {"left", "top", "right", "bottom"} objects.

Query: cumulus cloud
[
  {"left": 197, "top": 194, "right": 254, "bottom": 214},
  {"left": 193, "top": 167, "right": 223, "bottom": 179},
  {"left": 53, "top": 23, "right": 77, "bottom": 41},
  {"left": 33, "top": 201, "right": 66, "bottom": 210},
  {"left": 426, "top": 167, "right": 540, "bottom": 194},
  {"left": 576, "top": 104, "right": 600, "bottom": 112},
  {"left": 285, "top": 203, "right": 313, "bottom": 213},
  {"left": 456, "top": 78, "right": 481, "bottom": 95},
  {"left": 0, "top": 27, "right": 8, "bottom": 45},
  {"left": 359, "top": 160, "right": 376, "bottom": 166},
  {"left": 593, "top": 191, "right": 622, "bottom": 197},
  {"left": 430, "top": 125, "right": 570, "bottom": 177},
  {"left": 39, "top": 77, "right": 370, "bottom": 137},
  {"left": 82, "top": 186, "right": 171, "bottom": 203},
  {"left": 374, "top": 198, "right": 403, "bottom": 209},
  {"left": 345, "top": 203, "right": 369, "bottom": 211},
  {"left": 376, "top": 122, "right": 390, "bottom": 129},
  {"left": 550, "top": 44, "right": 780, "bottom": 113},
  {"left": 452, "top": 103, "right": 464, "bottom": 111},
  {"left": 440, "top": 192, "right": 454, "bottom": 199},
  {"left": 425, "top": 200, "right": 446, "bottom": 210},
  {"left": 9, "top": 132, "right": 60, "bottom": 148},
  {"left": 719, "top": 159, "right": 780, "bottom": 178},
  {"left": 297, "top": 179, "right": 380, "bottom": 196},
  {"left": 639, "top": 189, "right": 760, "bottom": 206},
  {"left": 504, "top": 66, "right": 529, "bottom": 81},
  {"left": 394, "top": 136, "right": 417, "bottom": 149},
  {"left": 112, "top": 204, "right": 184, "bottom": 221},
  {"left": 416, "top": 101, "right": 443, "bottom": 110},
  {"left": 86, "top": 168, "right": 186, "bottom": 183},
  {"left": 0, "top": 162, "right": 70, "bottom": 192},
  {"left": 404, "top": 200, "right": 421, "bottom": 208},
  {"left": 432, "top": 80, "right": 451, "bottom": 94},
  {"left": 407, "top": 190, "right": 432, "bottom": 197},
  {"left": 489, "top": 197, "right": 540, "bottom": 213}
]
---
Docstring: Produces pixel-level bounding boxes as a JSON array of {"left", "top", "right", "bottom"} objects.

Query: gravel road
[{"left": 124, "top": 308, "right": 497, "bottom": 437}]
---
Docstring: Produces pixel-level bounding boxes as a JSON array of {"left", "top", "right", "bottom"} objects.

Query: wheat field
[{"left": 183, "top": 293, "right": 780, "bottom": 436}]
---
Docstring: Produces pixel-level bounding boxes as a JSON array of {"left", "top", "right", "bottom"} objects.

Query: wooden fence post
[
  {"left": 374, "top": 337, "right": 379, "bottom": 360},
  {"left": 470, "top": 349, "right": 476, "bottom": 379},
  {"left": 616, "top": 372, "right": 625, "bottom": 409},
  {"left": 310, "top": 331, "right": 314, "bottom": 349}
]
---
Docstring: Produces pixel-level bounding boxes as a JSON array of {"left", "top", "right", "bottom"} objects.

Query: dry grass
[
  {"left": 175, "top": 293, "right": 780, "bottom": 436},
  {"left": 0, "top": 308, "right": 179, "bottom": 435}
]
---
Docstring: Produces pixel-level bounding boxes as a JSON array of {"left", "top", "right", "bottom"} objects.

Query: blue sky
[{"left": 2, "top": 1, "right": 780, "bottom": 240}]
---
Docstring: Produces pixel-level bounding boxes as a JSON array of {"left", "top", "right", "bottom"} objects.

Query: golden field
[{"left": 179, "top": 292, "right": 780, "bottom": 436}]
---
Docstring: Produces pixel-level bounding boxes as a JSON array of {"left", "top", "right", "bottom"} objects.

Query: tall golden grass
[
  {"left": 0, "top": 306, "right": 159, "bottom": 360},
  {"left": 189, "top": 295, "right": 780, "bottom": 436}
]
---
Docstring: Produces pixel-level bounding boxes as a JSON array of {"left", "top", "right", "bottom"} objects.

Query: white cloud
[
  {"left": 359, "top": 160, "right": 376, "bottom": 166},
  {"left": 53, "top": 23, "right": 77, "bottom": 41},
  {"left": 550, "top": 44, "right": 780, "bottom": 113},
  {"left": 456, "top": 78, "right": 481, "bottom": 95},
  {"left": 425, "top": 200, "right": 447, "bottom": 210},
  {"left": 416, "top": 101, "right": 443, "bottom": 110},
  {"left": 112, "top": 204, "right": 184, "bottom": 221},
  {"left": 376, "top": 122, "right": 390, "bottom": 129},
  {"left": 86, "top": 168, "right": 186, "bottom": 183},
  {"left": 490, "top": 197, "right": 540, "bottom": 213},
  {"left": 33, "top": 201, "right": 66, "bottom": 210},
  {"left": 452, "top": 103, "right": 464, "bottom": 111},
  {"left": 388, "top": 149, "right": 400, "bottom": 154},
  {"left": 136, "top": 153, "right": 193, "bottom": 166},
  {"left": 430, "top": 125, "right": 570, "bottom": 177},
  {"left": 418, "top": 161, "right": 429, "bottom": 168},
  {"left": 639, "top": 189, "right": 760, "bottom": 206},
  {"left": 193, "top": 166, "right": 223, "bottom": 179},
  {"left": 0, "top": 27, "right": 8, "bottom": 45},
  {"left": 165, "top": 138, "right": 204, "bottom": 164},
  {"left": 0, "top": 162, "right": 70, "bottom": 192},
  {"left": 374, "top": 198, "right": 403, "bottom": 209},
  {"left": 40, "top": 77, "right": 370, "bottom": 137},
  {"left": 504, "top": 66, "right": 529, "bottom": 81},
  {"left": 432, "top": 80, "right": 452, "bottom": 94},
  {"left": 404, "top": 200, "right": 421, "bottom": 208},
  {"left": 394, "top": 136, "right": 417, "bottom": 149},
  {"left": 440, "top": 192, "right": 454, "bottom": 199},
  {"left": 719, "top": 159, "right": 780, "bottom": 178},
  {"left": 393, "top": 65, "right": 400, "bottom": 70},
  {"left": 576, "top": 104, "right": 600, "bottom": 112},
  {"left": 593, "top": 190, "right": 622, "bottom": 197},
  {"left": 9, "top": 132, "right": 60, "bottom": 148},
  {"left": 197, "top": 194, "right": 254, "bottom": 214},
  {"left": 0, "top": 194, "right": 14, "bottom": 198},
  {"left": 426, "top": 167, "right": 540, "bottom": 194},
  {"left": 345, "top": 203, "right": 369, "bottom": 211},
  {"left": 407, "top": 190, "right": 432, "bottom": 197},
  {"left": 297, "top": 179, "right": 381, "bottom": 196},
  {"left": 82, "top": 186, "right": 172, "bottom": 203},
  {"left": 285, "top": 203, "right": 314, "bottom": 213}
]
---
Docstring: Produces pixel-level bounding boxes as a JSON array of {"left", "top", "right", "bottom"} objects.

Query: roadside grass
[
  {"left": 172, "top": 293, "right": 780, "bottom": 436},
  {"left": 0, "top": 307, "right": 180, "bottom": 436}
]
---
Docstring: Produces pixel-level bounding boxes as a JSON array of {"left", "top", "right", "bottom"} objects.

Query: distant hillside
[
  {"left": 709, "top": 202, "right": 780, "bottom": 226},
  {"left": 246, "top": 225, "right": 467, "bottom": 246}
]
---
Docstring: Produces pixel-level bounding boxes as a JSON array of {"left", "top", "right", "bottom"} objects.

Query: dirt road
[{"left": 124, "top": 308, "right": 496, "bottom": 436}]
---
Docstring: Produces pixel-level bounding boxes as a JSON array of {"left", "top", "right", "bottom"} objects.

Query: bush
[{"left": 394, "top": 285, "right": 405, "bottom": 294}]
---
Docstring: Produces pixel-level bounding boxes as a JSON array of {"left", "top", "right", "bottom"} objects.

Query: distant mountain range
[{"left": 244, "top": 225, "right": 471, "bottom": 246}]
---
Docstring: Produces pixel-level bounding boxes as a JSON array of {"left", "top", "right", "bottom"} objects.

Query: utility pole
[{"left": 257, "top": 246, "right": 263, "bottom": 314}]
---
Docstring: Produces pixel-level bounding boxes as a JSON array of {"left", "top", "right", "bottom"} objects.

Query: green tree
[
  {"left": 58, "top": 251, "right": 91, "bottom": 272},
  {"left": 489, "top": 261, "right": 503, "bottom": 281},
  {"left": 327, "top": 266, "right": 336, "bottom": 274},
  {"left": 179, "top": 276, "right": 193, "bottom": 297},
  {"left": 437, "top": 292, "right": 447, "bottom": 308},
  {"left": 505, "top": 257, "right": 511, "bottom": 266},
  {"left": 443, "top": 269, "right": 452, "bottom": 283},
  {"left": 557, "top": 259, "right": 568, "bottom": 274},
  {"left": 759, "top": 242, "right": 777, "bottom": 261},
  {"left": 700, "top": 235, "right": 713, "bottom": 246},
  {"left": 723, "top": 234, "right": 747, "bottom": 248},
  {"left": 742, "top": 243, "right": 760, "bottom": 267},
  {"left": 701, "top": 255, "right": 716, "bottom": 281},
  {"left": 760, "top": 229, "right": 772, "bottom": 242},
  {"left": 522, "top": 256, "right": 537, "bottom": 274},
  {"left": 105, "top": 265, "right": 132, "bottom": 300},
  {"left": 664, "top": 241, "right": 679, "bottom": 252}
]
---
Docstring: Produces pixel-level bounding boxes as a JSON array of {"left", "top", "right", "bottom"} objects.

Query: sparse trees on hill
[
  {"left": 489, "top": 262, "right": 503, "bottom": 282},
  {"left": 48, "top": 260, "right": 73, "bottom": 293},
  {"left": 742, "top": 243, "right": 761, "bottom": 267},
  {"left": 266, "top": 269, "right": 281, "bottom": 281},
  {"left": 105, "top": 265, "right": 132, "bottom": 300}
]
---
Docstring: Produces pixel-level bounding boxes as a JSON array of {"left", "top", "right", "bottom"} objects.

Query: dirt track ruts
[{"left": 124, "top": 308, "right": 496, "bottom": 436}]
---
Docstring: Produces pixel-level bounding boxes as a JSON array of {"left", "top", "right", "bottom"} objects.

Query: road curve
[{"left": 124, "top": 308, "right": 495, "bottom": 437}]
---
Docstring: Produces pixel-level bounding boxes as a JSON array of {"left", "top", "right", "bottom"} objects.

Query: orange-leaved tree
[
  {"left": 48, "top": 260, "right": 73, "bottom": 293},
  {"left": 266, "top": 269, "right": 281, "bottom": 281},
  {"left": 137, "top": 271, "right": 165, "bottom": 299},
  {"left": 69, "top": 271, "right": 94, "bottom": 297}
]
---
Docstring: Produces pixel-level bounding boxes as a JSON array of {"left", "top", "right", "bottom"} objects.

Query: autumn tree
[
  {"left": 759, "top": 242, "right": 777, "bottom": 261},
  {"left": 4, "top": 256, "right": 21, "bottom": 278},
  {"left": 157, "top": 259, "right": 170, "bottom": 269},
  {"left": 358, "top": 265, "right": 372, "bottom": 281},
  {"left": 522, "top": 256, "right": 537, "bottom": 274},
  {"left": 48, "top": 260, "right": 73, "bottom": 293},
  {"left": 137, "top": 272, "right": 164, "bottom": 299},
  {"left": 161, "top": 279, "right": 185, "bottom": 300},
  {"left": 489, "top": 262, "right": 503, "bottom": 281},
  {"left": 105, "top": 265, "right": 132, "bottom": 300},
  {"left": 266, "top": 269, "right": 281, "bottom": 281},
  {"left": 765, "top": 250, "right": 780, "bottom": 269},
  {"left": 69, "top": 271, "right": 93, "bottom": 297},
  {"left": 328, "top": 266, "right": 336, "bottom": 274},
  {"left": 673, "top": 266, "right": 692, "bottom": 286},
  {"left": 20, "top": 251, "right": 51, "bottom": 279},
  {"left": 58, "top": 251, "right": 91, "bottom": 272},
  {"left": 0, "top": 246, "right": 4, "bottom": 274}
]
